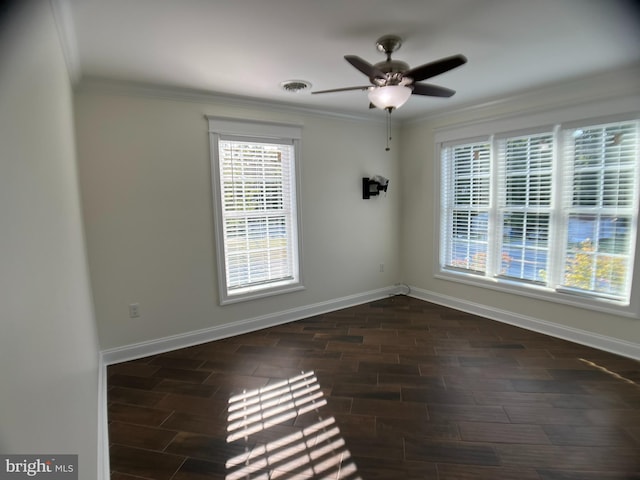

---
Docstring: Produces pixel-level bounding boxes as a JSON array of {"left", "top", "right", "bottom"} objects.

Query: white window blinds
[
  {"left": 219, "top": 138, "right": 297, "bottom": 291},
  {"left": 208, "top": 117, "right": 303, "bottom": 304},
  {"left": 439, "top": 117, "right": 639, "bottom": 311},
  {"left": 497, "top": 132, "right": 554, "bottom": 283},
  {"left": 560, "top": 121, "right": 639, "bottom": 300},
  {"left": 441, "top": 141, "right": 491, "bottom": 273}
]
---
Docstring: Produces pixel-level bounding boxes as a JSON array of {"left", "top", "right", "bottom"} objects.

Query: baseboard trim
[
  {"left": 97, "top": 354, "right": 109, "bottom": 480},
  {"left": 101, "top": 287, "right": 395, "bottom": 365},
  {"left": 409, "top": 286, "right": 640, "bottom": 360}
]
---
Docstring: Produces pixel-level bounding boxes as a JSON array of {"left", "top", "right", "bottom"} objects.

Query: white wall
[
  {"left": 400, "top": 66, "right": 640, "bottom": 350},
  {"left": 74, "top": 87, "right": 400, "bottom": 350},
  {"left": 0, "top": 1, "right": 101, "bottom": 478}
]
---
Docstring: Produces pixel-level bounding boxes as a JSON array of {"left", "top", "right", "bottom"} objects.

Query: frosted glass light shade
[{"left": 368, "top": 85, "right": 412, "bottom": 109}]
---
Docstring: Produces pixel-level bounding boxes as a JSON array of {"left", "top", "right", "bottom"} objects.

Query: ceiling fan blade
[
  {"left": 344, "top": 55, "right": 386, "bottom": 79},
  {"left": 311, "top": 86, "right": 371, "bottom": 94},
  {"left": 411, "top": 83, "right": 456, "bottom": 97},
  {"left": 404, "top": 54, "right": 467, "bottom": 82}
]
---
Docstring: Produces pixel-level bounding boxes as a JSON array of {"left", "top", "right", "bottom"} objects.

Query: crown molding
[
  {"left": 50, "top": 0, "right": 81, "bottom": 85},
  {"left": 74, "top": 76, "right": 388, "bottom": 124},
  {"left": 72, "top": 62, "right": 640, "bottom": 130},
  {"left": 405, "top": 63, "right": 640, "bottom": 126}
]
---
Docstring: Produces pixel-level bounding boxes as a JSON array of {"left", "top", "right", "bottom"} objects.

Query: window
[
  {"left": 441, "top": 140, "right": 491, "bottom": 273},
  {"left": 560, "top": 122, "right": 637, "bottom": 299},
  {"left": 440, "top": 118, "right": 639, "bottom": 312},
  {"left": 208, "top": 117, "right": 303, "bottom": 304},
  {"left": 497, "top": 131, "right": 554, "bottom": 283}
]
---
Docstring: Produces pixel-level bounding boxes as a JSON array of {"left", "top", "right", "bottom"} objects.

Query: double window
[
  {"left": 440, "top": 117, "right": 639, "bottom": 311},
  {"left": 209, "top": 117, "right": 303, "bottom": 304}
]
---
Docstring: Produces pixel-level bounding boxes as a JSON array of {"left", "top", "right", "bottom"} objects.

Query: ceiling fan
[{"left": 312, "top": 34, "right": 467, "bottom": 111}]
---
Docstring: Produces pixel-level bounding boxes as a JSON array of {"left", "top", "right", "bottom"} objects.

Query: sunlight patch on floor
[
  {"left": 579, "top": 358, "right": 639, "bottom": 388},
  {"left": 226, "top": 371, "right": 361, "bottom": 479}
]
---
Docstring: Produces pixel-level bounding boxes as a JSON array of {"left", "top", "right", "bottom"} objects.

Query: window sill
[
  {"left": 435, "top": 269, "right": 637, "bottom": 319},
  {"left": 220, "top": 282, "right": 305, "bottom": 305}
]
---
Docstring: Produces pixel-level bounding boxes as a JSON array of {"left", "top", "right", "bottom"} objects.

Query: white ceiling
[{"left": 63, "top": 0, "right": 640, "bottom": 120}]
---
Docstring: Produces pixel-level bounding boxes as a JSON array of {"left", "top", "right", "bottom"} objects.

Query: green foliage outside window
[
  {"left": 538, "top": 239, "right": 627, "bottom": 295},
  {"left": 563, "top": 240, "right": 627, "bottom": 294}
]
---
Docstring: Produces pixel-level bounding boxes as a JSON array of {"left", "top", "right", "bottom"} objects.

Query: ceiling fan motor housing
[{"left": 372, "top": 60, "right": 410, "bottom": 85}]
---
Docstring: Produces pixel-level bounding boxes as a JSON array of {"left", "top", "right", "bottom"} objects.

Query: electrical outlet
[
  {"left": 379, "top": 263, "right": 384, "bottom": 272},
  {"left": 129, "top": 303, "right": 140, "bottom": 318}
]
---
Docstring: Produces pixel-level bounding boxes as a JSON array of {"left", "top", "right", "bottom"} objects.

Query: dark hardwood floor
[{"left": 107, "top": 296, "right": 640, "bottom": 479}]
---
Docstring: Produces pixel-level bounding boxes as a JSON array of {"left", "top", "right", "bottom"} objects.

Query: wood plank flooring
[{"left": 107, "top": 296, "right": 640, "bottom": 479}]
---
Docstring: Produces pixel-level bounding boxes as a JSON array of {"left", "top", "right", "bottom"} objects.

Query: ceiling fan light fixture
[{"left": 368, "top": 85, "right": 412, "bottom": 110}]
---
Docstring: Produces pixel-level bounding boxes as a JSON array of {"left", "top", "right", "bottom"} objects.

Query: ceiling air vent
[{"left": 280, "top": 80, "right": 312, "bottom": 93}]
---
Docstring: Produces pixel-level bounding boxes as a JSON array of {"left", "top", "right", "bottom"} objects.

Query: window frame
[
  {"left": 208, "top": 116, "right": 304, "bottom": 305},
  {"left": 436, "top": 113, "right": 639, "bottom": 318}
]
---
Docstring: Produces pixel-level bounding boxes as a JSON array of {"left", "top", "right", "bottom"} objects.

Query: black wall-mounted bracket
[{"left": 363, "top": 176, "right": 389, "bottom": 199}]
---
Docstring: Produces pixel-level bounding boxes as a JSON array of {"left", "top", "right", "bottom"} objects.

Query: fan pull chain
[{"left": 385, "top": 107, "right": 392, "bottom": 151}]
